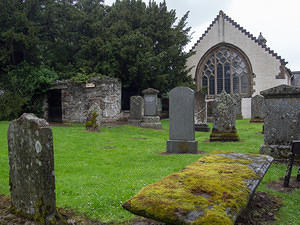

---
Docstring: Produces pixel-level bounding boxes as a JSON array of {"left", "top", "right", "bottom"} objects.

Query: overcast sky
[{"left": 104, "top": 0, "right": 300, "bottom": 71}]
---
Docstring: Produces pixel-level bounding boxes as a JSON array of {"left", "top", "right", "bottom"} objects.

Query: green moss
[
  {"left": 85, "top": 111, "right": 99, "bottom": 131},
  {"left": 210, "top": 130, "right": 240, "bottom": 142},
  {"left": 236, "top": 113, "right": 243, "bottom": 120},
  {"left": 123, "top": 154, "right": 257, "bottom": 225}
]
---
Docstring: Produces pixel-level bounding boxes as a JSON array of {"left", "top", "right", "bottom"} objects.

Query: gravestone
[
  {"left": 167, "top": 87, "right": 198, "bottom": 153},
  {"left": 123, "top": 153, "right": 273, "bottom": 225},
  {"left": 260, "top": 85, "right": 300, "bottom": 159},
  {"left": 86, "top": 103, "right": 102, "bottom": 132},
  {"left": 157, "top": 97, "right": 162, "bottom": 116},
  {"left": 7, "top": 113, "right": 56, "bottom": 222},
  {"left": 250, "top": 95, "right": 265, "bottom": 123},
  {"left": 128, "top": 96, "right": 144, "bottom": 126},
  {"left": 206, "top": 99, "right": 215, "bottom": 122},
  {"left": 143, "top": 88, "right": 159, "bottom": 116},
  {"left": 140, "top": 88, "right": 162, "bottom": 129},
  {"left": 194, "top": 91, "right": 210, "bottom": 132},
  {"left": 210, "top": 91, "right": 239, "bottom": 142},
  {"left": 232, "top": 94, "right": 243, "bottom": 120}
]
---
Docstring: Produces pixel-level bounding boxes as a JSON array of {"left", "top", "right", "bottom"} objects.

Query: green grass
[{"left": 0, "top": 119, "right": 299, "bottom": 224}]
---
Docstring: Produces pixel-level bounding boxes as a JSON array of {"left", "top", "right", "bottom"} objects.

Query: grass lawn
[{"left": 0, "top": 119, "right": 299, "bottom": 224}]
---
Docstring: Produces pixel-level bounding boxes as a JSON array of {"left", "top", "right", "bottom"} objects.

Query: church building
[{"left": 186, "top": 11, "right": 292, "bottom": 118}]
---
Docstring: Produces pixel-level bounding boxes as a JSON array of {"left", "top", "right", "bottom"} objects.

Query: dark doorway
[{"left": 48, "top": 89, "right": 62, "bottom": 122}]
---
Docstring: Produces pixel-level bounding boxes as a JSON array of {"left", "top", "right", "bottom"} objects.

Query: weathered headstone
[
  {"left": 194, "top": 91, "right": 210, "bottom": 132},
  {"left": 140, "top": 88, "right": 162, "bottom": 129},
  {"left": 250, "top": 95, "right": 265, "bottom": 123},
  {"left": 7, "top": 113, "right": 56, "bottom": 222},
  {"left": 86, "top": 103, "right": 102, "bottom": 132},
  {"left": 128, "top": 96, "right": 144, "bottom": 126},
  {"left": 260, "top": 85, "right": 300, "bottom": 159},
  {"left": 167, "top": 87, "right": 198, "bottom": 153},
  {"left": 157, "top": 97, "right": 162, "bottom": 116},
  {"left": 210, "top": 91, "right": 239, "bottom": 142},
  {"left": 143, "top": 88, "right": 159, "bottom": 116},
  {"left": 206, "top": 99, "right": 215, "bottom": 122},
  {"left": 232, "top": 94, "right": 243, "bottom": 120}
]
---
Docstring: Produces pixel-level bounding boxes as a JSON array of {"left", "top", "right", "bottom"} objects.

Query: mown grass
[{"left": 0, "top": 119, "right": 299, "bottom": 224}]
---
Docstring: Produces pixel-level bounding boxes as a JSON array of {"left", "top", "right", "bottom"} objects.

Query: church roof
[{"left": 190, "top": 10, "right": 287, "bottom": 65}]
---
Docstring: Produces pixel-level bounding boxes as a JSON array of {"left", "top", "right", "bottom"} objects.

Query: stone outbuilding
[
  {"left": 43, "top": 77, "right": 121, "bottom": 123},
  {"left": 186, "top": 10, "right": 292, "bottom": 118}
]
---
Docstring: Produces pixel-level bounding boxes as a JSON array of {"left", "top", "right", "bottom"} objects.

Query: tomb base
[
  {"left": 166, "top": 140, "right": 198, "bottom": 154},
  {"left": 259, "top": 144, "right": 300, "bottom": 160},
  {"left": 195, "top": 123, "right": 210, "bottom": 132},
  {"left": 128, "top": 119, "right": 141, "bottom": 126},
  {"left": 210, "top": 130, "right": 240, "bottom": 142},
  {"left": 250, "top": 118, "right": 264, "bottom": 123},
  {"left": 140, "top": 116, "right": 162, "bottom": 129}
]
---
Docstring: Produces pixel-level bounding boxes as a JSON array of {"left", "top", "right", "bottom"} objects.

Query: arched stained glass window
[{"left": 197, "top": 45, "right": 252, "bottom": 97}]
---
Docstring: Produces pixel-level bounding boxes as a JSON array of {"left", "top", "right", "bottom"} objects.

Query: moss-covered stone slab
[{"left": 123, "top": 153, "right": 273, "bottom": 225}]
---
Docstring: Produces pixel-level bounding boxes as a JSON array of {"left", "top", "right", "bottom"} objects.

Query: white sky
[{"left": 104, "top": 0, "right": 300, "bottom": 71}]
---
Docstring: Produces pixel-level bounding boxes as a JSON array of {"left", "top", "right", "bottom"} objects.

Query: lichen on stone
[{"left": 123, "top": 154, "right": 262, "bottom": 225}]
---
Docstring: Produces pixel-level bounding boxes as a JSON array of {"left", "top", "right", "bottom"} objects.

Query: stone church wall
[{"left": 186, "top": 12, "right": 290, "bottom": 118}]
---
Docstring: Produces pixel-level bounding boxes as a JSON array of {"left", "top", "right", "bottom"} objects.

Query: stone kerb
[
  {"left": 250, "top": 95, "right": 265, "bottom": 123},
  {"left": 7, "top": 113, "right": 56, "bottom": 222},
  {"left": 86, "top": 103, "right": 102, "bottom": 132},
  {"left": 260, "top": 84, "right": 300, "bottom": 159},
  {"left": 128, "top": 96, "right": 144, "bottom": 126},
  {"left": 167, "top": 87, "right": 198, "bottom": 153},
  {"left": 210, "top": 91, "right": 240, "bottom": 142},
  {"left": 194, "top": 91, "right": 210, "bottom": 132}
]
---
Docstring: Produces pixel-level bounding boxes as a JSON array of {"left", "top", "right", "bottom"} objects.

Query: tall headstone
[
  {"left": 210, "top": 91, "right": 240, "bottom": 142},
  {"left": 167, "top": 87, "right": 198, "bottom": 153},
  {"left": 143, "top": 88, "right": 159, "bottom": 116},
  {"left": 157, "top": 97, "right": 162, "bottom": 117},
  {"left": 7, "top": 113, "right": 56, "bottom": 222},
  {"left": 140, "top": 88, "right": 162, "bottom": 129},
  {"left": 128, "top": 96, "right": 144, "bottom": 126},
  {"left": 232, "top": 94, "right": 243, "bottom": 120},
  {"left": 86, "top": 103, "right": 102, "bottom": 132},
  {"left": 206, "top": 99, "right": 215, "bottom": 122},
  {"left": 194, "top": 91, "right": 210, "bottom": 132},
  {"left": 250, "top": 95, "right": 265, "bottom": 123},
  {"left": 260, "top": 85, "right": 300, "bottom": 159}
]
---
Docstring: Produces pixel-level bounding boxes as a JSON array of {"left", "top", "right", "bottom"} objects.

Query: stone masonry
[
  {"left": 210, "top": 91, "right": 240, "bottom": 142},
  {"left": 167, "top": 87, "right": 198, "bottom": 153},
  {"left": 260, "top": 85, "right": 300, "bottom": 159},
  {"left": 45, "top": 77, "right": 121, "bottom": 123},
  {"left": 7, "top": 113, "right": 56, "bottom": 222},
  {"left": 250, "top": 95, "right": 265, "bottom": 123},
  {"left": 140, "top": 88, "right": 162, "bottom": 129}
]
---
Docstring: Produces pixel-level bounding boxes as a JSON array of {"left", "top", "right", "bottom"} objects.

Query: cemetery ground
[{"left": 0, "top": 120, "right": 299, "bottom": 225}]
